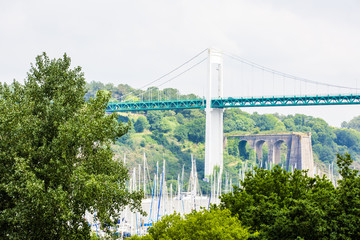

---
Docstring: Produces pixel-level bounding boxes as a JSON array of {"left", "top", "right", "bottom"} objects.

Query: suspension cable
[
  {"left": 223, "top": 51, "right": 360, "bottom": 91},
  {"left": 121, "top": 49, "right": 208, "bottom": 100},
  {"left": 126, "top": 57, "right": 207, "bottom": 101},
  {"left": 156, "top": 57, "right": 207, "bottom": 88}
]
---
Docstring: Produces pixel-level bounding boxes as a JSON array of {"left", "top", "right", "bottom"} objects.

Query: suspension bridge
[{"left": 106, "top": 48, "right": 360, "bottom": 176}]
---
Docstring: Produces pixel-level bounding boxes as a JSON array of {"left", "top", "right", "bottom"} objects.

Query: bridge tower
[{"left": 205, "top": 48, "right": 224, "bottom": 177}]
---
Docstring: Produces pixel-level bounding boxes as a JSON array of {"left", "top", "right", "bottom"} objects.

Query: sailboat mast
[
  {"left": 170, "top": 183, "right": 173, "bottom": 212},
  {"left": 177, "top": 174, "right": 181, "bottom": 213},
  {"left": 157, "top": 164, "right": 164, "bottom": 221},
  {"left": 143, "top": 152, "right": 146, "bottom": 196},
  {"left": 138, "top": 164, "right": 141, "bottom": 192},
  {"left": 163, "top": 159, "right": 166, "bottom": 216}
]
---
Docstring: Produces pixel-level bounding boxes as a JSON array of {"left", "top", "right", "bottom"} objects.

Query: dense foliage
[
  {"left": 0, "top": 54, "right": 143, "bottom": 239},
  {"left": 220, "top": 153, "right": 360, "bottom": 239},
  {"left": 130, "top": 208, "right": 251, "bottom": 240}
]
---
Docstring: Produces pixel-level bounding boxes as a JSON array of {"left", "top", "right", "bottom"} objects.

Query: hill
[{"left": 86, "top": 81, "right": 360, "bottom": 189}]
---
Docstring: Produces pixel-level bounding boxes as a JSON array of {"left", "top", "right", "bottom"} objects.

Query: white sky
[{"left": 1, "top": 0, "right": 360, "bottom": 127}]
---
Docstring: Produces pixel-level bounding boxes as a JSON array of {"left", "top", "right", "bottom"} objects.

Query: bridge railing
[
  {"left": 107, "top": 98, "right": 206, "bottom": 112},
  {"left": 211, "top": 94, "right": 360, "bottom": 108},
  {"left": 106, "top": 94, "right": 360, "bottom": 112}
]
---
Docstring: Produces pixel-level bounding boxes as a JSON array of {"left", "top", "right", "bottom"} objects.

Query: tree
[
  {"left": 283, "top": 118, "right": 296, "bottom": 131},
  {"left": 226, "top": 138, "right": 240, "bottom": 157},
  {"left": 342, "top": 115, "right": 360, "bottom": 131},
  {"left": 313, "top": 144, "right": 336, "bottom": 163},
  {"left": 174, "top": 125, "right": 188, "bottom": 142},
  {"left": 175, "top": 112, "right": 185, "bottom": 124},
  {"left": 224, "top": 109, "right": 255, "bottom": 133},
  {"left": 220, "top": 153, "right": 360, "bottom": 239},
  {"left": 251, "top": 113, "right": 279, "bottom": 131},
  {"left": 131, "top": 208, "right": 251, "bottom": 240},
  {"left": 0, "top": 53, "right": 143, "bottom": 239},
  {"left": 220, "top": 166, "right": 333, "bottom": 239},
  {"left": 186, "top": 118, "right": 205, "bottom": 143},
  {"left": 333, "top": 153, "right": 360, "bottom": 239},
  {"left": 146, "top": 111, "right": 163, "bottom": 130},
  {"left": 334, "top": 128, "right": 360, "bottom": 153},
  {"left": 134, "top": 116, "right": 150, "bottom": 133},
  {"left": 159, "top": 117, "right": 174, "bottom": 133}
]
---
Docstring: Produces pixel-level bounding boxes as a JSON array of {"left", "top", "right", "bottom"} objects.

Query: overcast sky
[{"left": 1, "top": 0, "right": 360, "bottom": 127}]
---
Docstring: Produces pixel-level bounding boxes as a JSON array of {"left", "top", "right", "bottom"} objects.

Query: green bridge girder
[
  {"left": 106, "top": 99, "right": 206, "bottom": 112},
  {"left": 106, "top": 94, "right": 360, "bottom": 112},
  {"left": 211, "top": 94, "right": 360, "bottom": 108}
]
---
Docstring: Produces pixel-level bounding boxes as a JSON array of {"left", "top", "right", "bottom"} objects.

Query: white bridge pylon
[{"left": 205, "top": 48, "right": 224, "bottom": 177}]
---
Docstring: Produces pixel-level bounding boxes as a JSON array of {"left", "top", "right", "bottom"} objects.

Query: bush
[{"left": 132, "top": 208, "right": 250, "bottom": 240}]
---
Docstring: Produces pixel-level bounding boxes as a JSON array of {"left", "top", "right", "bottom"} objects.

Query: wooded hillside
[{"left": 86, "top": 81, "right": 360, "bottom": 189}]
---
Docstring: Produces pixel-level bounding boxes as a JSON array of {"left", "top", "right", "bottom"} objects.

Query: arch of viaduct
[{"left": 226, "top": 133, "right": 314, "bottom": 174}]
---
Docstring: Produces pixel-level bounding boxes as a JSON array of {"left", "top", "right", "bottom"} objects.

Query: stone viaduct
[{"left": 226, "top": 133, "right": 314, "bottom": 174}]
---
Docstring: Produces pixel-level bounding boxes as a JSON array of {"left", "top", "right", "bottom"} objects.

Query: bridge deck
[
  {"left": 106, "top": 94, "right": 360, "bottom": 112},
  {"left": 107, "top": 99, "right": 206, "bottom": 112}
]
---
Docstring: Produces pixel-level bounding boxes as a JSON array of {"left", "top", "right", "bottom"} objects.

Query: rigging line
[
  {"left": 121, "top": 48, "right": 208, "bottom": 100},
  {"left": 223, "top": 51, "right": 360, "bottom": 91}
]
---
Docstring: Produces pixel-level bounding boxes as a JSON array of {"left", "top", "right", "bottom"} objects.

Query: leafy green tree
[
  {"left": 85, "top": 81, "right": 105, "bottom": 100},
  {"left": 0, "top": 53, "right": 143, "bottom": 239},
  {"left": 151, "top": 130, "right": 169, "bottom": 146},
  {"left": 134, "top": 116, "right": 150, "bottom": 133},
  {"left": 220, "top": 153, "right": 360, "bottom": 240},
  {"left": 159, "top": 116, "right": 178, "bottom": 133},
  {"left": 174, "top": 125, "right": 188, "bottom": 142},
  {"left": 179, "top": 109, "right": 205, "bottom": 119},
  {"left": 332, "top": 153, "right": 360, "bottom": 239},
  {"left": 186, "top": 118, "right": 205, "bottom": 143},
  {"left": 341, "top": 115, "right": 360, "bottom": 131},
  {"left": 283, "top": 118, "right": 296, "bottom": 131},
  {"left": 175, "top": 112, "right": 185, "bottom": 124},
  {"left": 334, "top": 128, "right": 360, "bottom": 152},
  {"left": 224, "top": 118, "right": 237, "bottom": 133},
  {"left": 131, "top": 208, "right": 251, "bottom": 240},
  {"left": 293, "top": 114, "right": 308, "bottom": 126},
  {"left": 220, "top": 165, "right": 335, "bottom": 239},
  {"left": 251, "top": 113, "right": 279, "bottom": 131},
  {"left": 161, "top": 88, "right": 179, "bottom": 100},
  {"left": 227, "top": 138, "right": 240, "bottom": 157},
  {"left": 313, "top": 144, "right": 336, "bottom": 163},
  {"left": 146, "top": 111, "right": 163, "bottom": 130},
  {"left": 274, "top": 121, "right": 286, "bottom": 131},
  {"left": 224, "top": 109, "right": 255, "bottom": 133}
]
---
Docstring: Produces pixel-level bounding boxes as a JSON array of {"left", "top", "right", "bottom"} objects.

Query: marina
[{"left": 85, "top": 153, "right": 224, "bottom": 238}]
